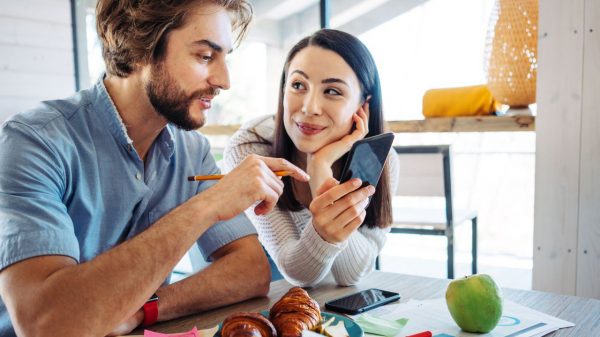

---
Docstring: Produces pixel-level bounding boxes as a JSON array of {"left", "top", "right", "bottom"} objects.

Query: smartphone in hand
[
  {"left": 339, "top": 132, "right": 395, "bottom": 187},
  {"left": 324, "top": 288, "right": 401, "bottom": 315}
]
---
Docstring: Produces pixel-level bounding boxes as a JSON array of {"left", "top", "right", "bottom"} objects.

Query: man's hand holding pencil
[{"left": 193, "top": 154, "right": 310, "bottom": 221}]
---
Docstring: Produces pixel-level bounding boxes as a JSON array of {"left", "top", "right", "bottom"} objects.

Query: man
[{"left": 0, "top": 0, "right": 309, "bottom": 336}]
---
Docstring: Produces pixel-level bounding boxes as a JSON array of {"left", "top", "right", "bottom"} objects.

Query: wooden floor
[{"left": 380, "top": 234, "right": 533, "bottom": 289}]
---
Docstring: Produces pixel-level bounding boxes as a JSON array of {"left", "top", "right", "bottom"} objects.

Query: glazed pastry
[
  {"left": 269, "top": 287, "right": 323, "bottom": 337},
  {"left": 221, "top": 312, "right": 278, "bottom": 337}
]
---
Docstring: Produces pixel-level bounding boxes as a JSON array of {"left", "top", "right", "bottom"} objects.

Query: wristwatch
[{"left": 142, "top": 293, "right": 159, "bottom": 326}]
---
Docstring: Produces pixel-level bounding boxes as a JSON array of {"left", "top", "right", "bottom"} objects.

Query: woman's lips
[{"left": 296, "top": 122, "right": 325, "bottom": 135}]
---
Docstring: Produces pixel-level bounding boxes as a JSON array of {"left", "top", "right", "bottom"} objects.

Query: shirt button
[{"left": 135, "top": 172, "right": 142, "bottom": 180}]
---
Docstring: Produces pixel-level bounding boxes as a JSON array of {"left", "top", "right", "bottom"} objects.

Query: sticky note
[{"left": 144, "top": 327, "right": 199, "bottom": 337}]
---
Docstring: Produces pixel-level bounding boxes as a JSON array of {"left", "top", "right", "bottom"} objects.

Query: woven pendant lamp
[{"left": 485, "top": 0, "right": 539, "bottom": 108}]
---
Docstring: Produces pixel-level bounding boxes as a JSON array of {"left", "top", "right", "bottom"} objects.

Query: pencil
[
  {"left": 187, "top": 170, "right": 293, "bottom": 181},
  {"left": 406, "top": 331, "right": 432, "bottom": 337}
]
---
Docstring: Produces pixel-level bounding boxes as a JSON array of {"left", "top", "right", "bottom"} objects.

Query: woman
[{"left": 223, "top": 29, "right": 399, "bottom": 286}]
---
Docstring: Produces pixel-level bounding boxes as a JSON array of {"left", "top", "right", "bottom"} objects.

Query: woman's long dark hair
[{"left": 272, "top": 29, "right": 392, "bottom": 229}]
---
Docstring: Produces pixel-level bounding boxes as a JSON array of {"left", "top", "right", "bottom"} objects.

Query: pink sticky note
[{"left": 144, "top": 326, "right": 199, "bottom": 337}]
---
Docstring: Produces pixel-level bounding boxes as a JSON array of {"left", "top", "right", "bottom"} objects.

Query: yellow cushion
[{"left": 422, "top": 84, "right": 500, "bottom": 118}]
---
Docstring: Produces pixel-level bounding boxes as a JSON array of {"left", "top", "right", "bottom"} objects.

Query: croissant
[
  {"left": 269, "top": 287, "right": 323, "bottom": 337},
  {"left": 222, "top": 312, "right": 278, "bottom": 337}
]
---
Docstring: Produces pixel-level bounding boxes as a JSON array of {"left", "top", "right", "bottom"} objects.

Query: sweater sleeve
[
  {"left": 330, "top": 149, "right": 400, "bottom": 285},
  {"left": 222, "top": 117, "right": 346, "bottom": 287}
]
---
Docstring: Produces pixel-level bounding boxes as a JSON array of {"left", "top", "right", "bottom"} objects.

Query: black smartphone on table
[
  {"left": 324, "top": 288, "right": 401, "bottom": 315},
  {"left": 339, "top": 132, "right": 395, "bottom": 187}
]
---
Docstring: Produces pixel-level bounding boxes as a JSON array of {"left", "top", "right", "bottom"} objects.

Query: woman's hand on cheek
[
  {"left": 308, "top": 177, "right": 375, "bottom": 244},
  {"left": 306, "top": 101, "right": 370, "bottom": 196},
  {"left": 311, "top": 102, "right": 370, "bottom": 169}
]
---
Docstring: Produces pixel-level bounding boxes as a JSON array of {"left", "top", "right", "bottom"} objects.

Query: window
[{"left": 360, "top": 0, "right": 496, "bottom": 120}]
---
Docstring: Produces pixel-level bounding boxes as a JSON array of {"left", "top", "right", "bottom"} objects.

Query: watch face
[{"left": 148, "top": 293, "right": 159, "bottom": 302}]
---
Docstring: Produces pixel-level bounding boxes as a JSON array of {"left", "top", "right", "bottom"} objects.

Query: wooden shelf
[
  {"left": 200, "top": 115, "right": 535, "bottom": 136},
  {"left": 387, "top": 115, "right": 535, "bottom": 133},
  {"left": 199, "top": 124, "right": 241, "bottom": 136}
]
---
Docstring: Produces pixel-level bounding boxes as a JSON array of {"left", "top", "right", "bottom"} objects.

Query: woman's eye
[
  {"left": 325, "top": 88, "right": 342, "bottom": 96},
  {"left": 291, "top": 81, "right": 305, "bottom": 90}
]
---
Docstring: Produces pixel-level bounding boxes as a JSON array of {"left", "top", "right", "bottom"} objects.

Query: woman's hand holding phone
[
  {"left": 308, "top": 177, "right": 375, "bottom": 244},
  {"left": 306, "top": 100, "right": 370, "bottom": 198}
]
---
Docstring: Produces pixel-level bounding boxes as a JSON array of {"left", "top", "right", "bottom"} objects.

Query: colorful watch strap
[{"left": 142, "top": 293, "right": 159, "bottom": 326}]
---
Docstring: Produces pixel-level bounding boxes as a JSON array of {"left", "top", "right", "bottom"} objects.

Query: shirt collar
[
  {"left": 157, "top": 124, "right": 175, "bottom": 160},
  {"left": 93, "top": 75, "right": 134, "bottom": 148},
  {"left": 92, "top": 74, "right": 175, "bottom": 159}
]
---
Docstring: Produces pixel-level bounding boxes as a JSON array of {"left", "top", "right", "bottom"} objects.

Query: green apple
[{"left": 445, "top": 274, "right": 503, "bottom": 333}]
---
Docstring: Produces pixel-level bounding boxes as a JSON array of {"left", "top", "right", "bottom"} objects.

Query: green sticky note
[{"left": 355, "top": 314, "right": 408, "bottom": 336}]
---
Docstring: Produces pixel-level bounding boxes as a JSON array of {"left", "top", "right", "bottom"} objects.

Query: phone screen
[
  {"left": 325, "top": 288, "right": 400, "bottom": 314},
  {"left": 340, "top": 133, "right": 395, "bottom": 186}
]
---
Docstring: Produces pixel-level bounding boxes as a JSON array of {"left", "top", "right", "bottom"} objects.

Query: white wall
[
  {"left": 534, "top": 0, "right": 600, "bottom": 298},
  {"left": 0, "top": 0, "right": 76, "bottom": 122}
]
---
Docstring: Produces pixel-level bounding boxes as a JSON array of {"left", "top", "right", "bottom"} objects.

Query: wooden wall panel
[
  {"left": 0, "top": 45, "right": 74, "bottom": 75},
  {"left": 0, "top": 16, "right": 72, "bottom": 49},
  {"left": 0, "top": 0, "right": 75, "bottom": 120},
  {"left": 577, "top": 0, "right": 600, "bottom": 298},
  {"left": 533, "top": 0, "right": 584, "bottom": 295},
  {"left": 0, "top": 71, "right": 74, "bottom": 99},
  {"left": 0, "top": 0, "right": 71, "bottom": 24}
]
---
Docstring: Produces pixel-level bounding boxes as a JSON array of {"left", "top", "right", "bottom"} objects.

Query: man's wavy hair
[{"left": 96, "top": 0, "right": 253, "bottom": 77}]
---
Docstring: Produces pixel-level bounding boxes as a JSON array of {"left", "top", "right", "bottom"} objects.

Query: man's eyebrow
[
  {"left": 191, "top": 39, "right": 233, "bottom": 54},
  {"left": 322, "top": 78, "right": 348, "bottom": 86}
]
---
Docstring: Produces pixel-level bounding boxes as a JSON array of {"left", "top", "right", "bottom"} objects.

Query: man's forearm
[
  {"left": 5, "top": 195, "right": 215, "bottom": 337},
  {"left": 154, "top": 235, "right": 271, "bottom": 321}
]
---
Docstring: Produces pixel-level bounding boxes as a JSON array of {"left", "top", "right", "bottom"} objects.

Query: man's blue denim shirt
[{"left": 0, "top": 78, "right": 256, "bottom": 335}]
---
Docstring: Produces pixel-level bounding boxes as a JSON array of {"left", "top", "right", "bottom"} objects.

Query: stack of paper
[{"left": 349, "top": 298, "right": 574, "bottom": 337}]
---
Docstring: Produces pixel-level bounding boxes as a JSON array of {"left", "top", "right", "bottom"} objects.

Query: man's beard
[{"left": 145, "top": 62, "right": 219, "bottom": 131}]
